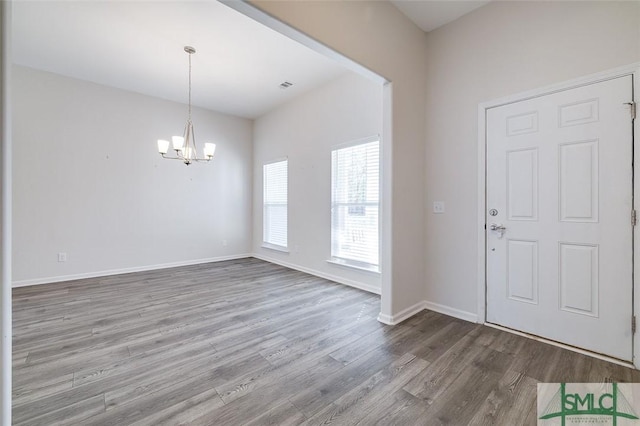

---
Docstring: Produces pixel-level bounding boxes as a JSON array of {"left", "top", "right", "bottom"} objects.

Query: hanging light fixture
[{"left": 157, "top": 46, "right": 216, "bottom": 165}]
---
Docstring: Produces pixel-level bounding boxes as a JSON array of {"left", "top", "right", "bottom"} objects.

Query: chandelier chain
[{"left": 188, "top": 50, "right": 192, "bottom": 121}]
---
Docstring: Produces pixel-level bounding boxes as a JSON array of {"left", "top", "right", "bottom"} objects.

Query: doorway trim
[
  {"left": 477, "top": 62, "right": 640, "bottom": 368},
  {"left": 221, "top": 0, "right": 395, "bottom": 322}
]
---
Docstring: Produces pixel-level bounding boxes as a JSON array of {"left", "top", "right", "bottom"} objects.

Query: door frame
[{"left": 477, "top": 62, "right": 640, "bottom": 367}]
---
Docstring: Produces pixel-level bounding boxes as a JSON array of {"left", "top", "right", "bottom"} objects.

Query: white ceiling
[
  {"left": 11, "top": 1, "right": 348, "bottom": 119},
  {"left": 12, "top": 1, "right": 491, "bottom": 119},
  {"left": 391, "top": 1, "right": 490, "bottom": 33}
]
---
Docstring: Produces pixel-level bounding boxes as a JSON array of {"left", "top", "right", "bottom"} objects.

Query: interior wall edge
[{"left": 0, "top": 1, "right": 12, "bottom": 423}]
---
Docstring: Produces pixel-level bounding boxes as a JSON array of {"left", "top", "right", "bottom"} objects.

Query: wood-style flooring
[{"left": 13, "top": 258, "right": 640, "bottom": 425}]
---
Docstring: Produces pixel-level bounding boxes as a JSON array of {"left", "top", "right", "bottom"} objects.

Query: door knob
[{"left": 490, "top": 223, "right": 506, "bottom": 231}]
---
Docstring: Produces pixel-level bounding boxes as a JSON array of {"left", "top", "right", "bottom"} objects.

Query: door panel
[
  {"left": 559, "top": 243, "right": 598, "bottom": 317},
  {"left": 486, "top": 75, "right": 633, "bottom": 361},
  {"left": 559, "top": 140, "right": 598, "bottom": 222},
  {"left": 507, "top": 239, "right": 538, "bottom": 304},
  {"left": 507, "top": 149, "right": 538, "bottom": 220}
]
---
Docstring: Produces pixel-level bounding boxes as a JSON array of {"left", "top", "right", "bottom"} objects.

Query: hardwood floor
[{"left": 12, "top": 258, "right": 640, "bottom": 425}]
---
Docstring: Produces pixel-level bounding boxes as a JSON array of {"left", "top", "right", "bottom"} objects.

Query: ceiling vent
[{"left": 279, "top": 81, "right": 293, "bottom": 89}]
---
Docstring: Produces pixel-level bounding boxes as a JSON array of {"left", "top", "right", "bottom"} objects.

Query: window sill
[
  {"left": 261, "top": 243, "right": 289, "bottom": 254},
  {"left": 327, "top": 258, "right": 380, "bottom": 274}
]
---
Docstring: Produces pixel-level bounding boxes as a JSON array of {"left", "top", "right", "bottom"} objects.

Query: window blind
[
  {"left": 263, "top": 159, "right": 288, "bottom": 249},
  {"left": 331, "top": 140, "right": 379, "bottom": 267}
]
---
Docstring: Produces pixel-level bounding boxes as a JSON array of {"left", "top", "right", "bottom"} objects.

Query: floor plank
[{"left": 12, "top": 258, "right": 640, "bottom": 425}]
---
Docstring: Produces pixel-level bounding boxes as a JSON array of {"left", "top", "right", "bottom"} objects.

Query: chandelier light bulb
[
  {"left": 204, "top": 143, "right": 216, "bottom": 158},
  {"left": 157, "top": 139, "right": 170, "bottom": 154},
  {"left": 172, "top": 136, "right": 184, "bottom": 151}
]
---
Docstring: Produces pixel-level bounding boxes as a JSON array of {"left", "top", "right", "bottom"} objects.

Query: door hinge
[
  {"left": 626, "top": 102, "right": 637, "bottom": 120},
  {"left": 633, "top": 315, "right": 636, "bottom": 334},
  {"left": 632, "top": 209, "right": 637, "bottom": 226}
]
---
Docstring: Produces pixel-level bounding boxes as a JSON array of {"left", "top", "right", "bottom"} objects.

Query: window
[
  {"left": 331, "top": 138, "right": 379, "bottom": 270},
  {"left": 263, "top": 159, "right": 288, "bottom": 250}
]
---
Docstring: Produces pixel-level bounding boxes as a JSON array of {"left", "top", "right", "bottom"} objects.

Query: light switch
[{"left": 433, "top": 201, "right": 445, "bottom": 214}]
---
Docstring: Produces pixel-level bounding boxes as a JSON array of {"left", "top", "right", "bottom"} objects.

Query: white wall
[
  {"left": 249, "top": 0, "right": 428, "bottom": 321},
  {"left": 253, "top": 72, "right": 382, "bottom": 293},
  {"left": 423, "top": 1, "right": 640, "bottom": 317},
  {"left": 12, "top": 66, "right": 253, "bottom": 285}
]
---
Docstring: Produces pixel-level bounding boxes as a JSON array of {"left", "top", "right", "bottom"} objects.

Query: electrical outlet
[
  {"left": 433, "top": 201, "right": 445, "bottom": 214},
  {"left": 58, "top": 252, "right": 67, "bottom": 262}
]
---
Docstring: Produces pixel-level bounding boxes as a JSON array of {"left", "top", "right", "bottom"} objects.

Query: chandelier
[{"left": 157, "top": 46, "right": 216, "bottom": 165}]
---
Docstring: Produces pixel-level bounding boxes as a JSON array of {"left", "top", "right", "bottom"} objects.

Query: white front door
[{"left": 486, "top": 76, "right": 634, "bottom": 361}]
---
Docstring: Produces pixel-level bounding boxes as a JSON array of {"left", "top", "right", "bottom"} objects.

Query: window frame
[
  {"left": 329, "top": 135, "right": 381, "bottom": 273},
  {"left": 262, "top": 157, "right": 289, "bottom": 252}
]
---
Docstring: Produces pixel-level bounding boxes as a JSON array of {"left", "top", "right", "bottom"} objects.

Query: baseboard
[
  {"left": 376, "top": 300, "right": 425, "bottom": 325},
  {"left": 252, "top": 253, "right": 381, "bottom": 295},
  {"left": 12, "top": 254, "right": 252, "bottom": 288},
  {"left": 376, "top": 312, "right": 394, "bottom": 325},
  {"left": 378, "top": 300, "right": 479, "bottom": 326},
  {"left": 423, "top": 300, "right": 478, "bottom": 323}
]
